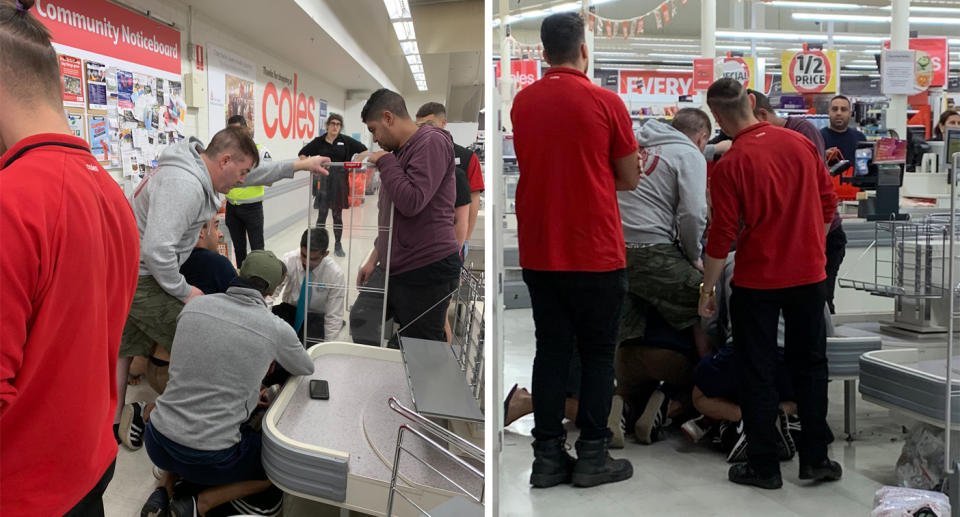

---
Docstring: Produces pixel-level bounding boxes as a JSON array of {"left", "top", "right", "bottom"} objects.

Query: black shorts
[
  {"left": 144, "top": 422, "right": 267, "bottom": 486},
  {"left": 694, "top": 346, "right": 795, "bottom": 403}
]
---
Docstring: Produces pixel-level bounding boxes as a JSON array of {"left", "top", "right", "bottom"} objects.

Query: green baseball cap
[{"left": 239, "top": 250, "right": 284, "bottom": 293}]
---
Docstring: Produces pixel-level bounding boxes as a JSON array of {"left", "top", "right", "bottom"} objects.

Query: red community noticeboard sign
[{"left": 33, "top": 0, "right": 181, "bottom": 75}]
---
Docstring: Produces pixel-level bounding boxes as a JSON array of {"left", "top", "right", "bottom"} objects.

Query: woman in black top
[{"left": 298, "top": 114, "right": 369, "bottom": 257}]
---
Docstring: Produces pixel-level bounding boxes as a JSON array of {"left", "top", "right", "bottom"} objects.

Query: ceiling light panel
[
  {"left": 393, "top": 21, "right": 416, "bottom": 41},
  {"left": 383, "top": 0, "right": 410, "bottom": 20}
]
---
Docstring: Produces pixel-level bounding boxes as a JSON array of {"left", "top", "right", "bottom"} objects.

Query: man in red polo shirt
[
  {"left": 0, "top": 2, "right": 140, "bottom": 515},
  {"left": 699, "top": 78, "right": 840, "bottom": 489},
  {"left": 511, "top": 12, "right": 640, "bottom": 489}
]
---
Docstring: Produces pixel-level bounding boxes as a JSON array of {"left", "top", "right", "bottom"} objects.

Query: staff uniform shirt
[
  {"left": 511, "top": 67, "right": 637, "bottom": 272},
  {"left": 299, "top": 133, "right": 368, "bottom": 206},
  {"left": 706, "top": 122, "right": 837, "bottom": 289},
  {"left": 0, "top": 134, "right": 140, "bottom": 516},
  {"left": 454, "top": 143, "right": 485, "bottom": 193},
  {"left": 277, "top": 251, "right": 346, "bottom": 340}
]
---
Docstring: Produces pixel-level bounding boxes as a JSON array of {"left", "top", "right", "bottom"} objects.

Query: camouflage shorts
[
  {"left": 619, "top": 244, "right": 702, "bottom": 345},
  {"left": 119, "top": 276, "right": 183, "bottom": 358}
]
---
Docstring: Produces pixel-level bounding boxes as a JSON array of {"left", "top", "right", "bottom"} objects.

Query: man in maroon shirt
[
  {"left": 700, "top": 78, "right": 840, "bottom": 489},
  {"left": 749, "top": 89, "right": 846, "bottom": 315},
  {"left": 511, "top": 12, "right": 640, "bottom": 489},
  {"left": 0, "top": 2, "right": 140, "bottom": 515},
  {"left": 351, "top": 89, "right": 460, "bottom": 346}
]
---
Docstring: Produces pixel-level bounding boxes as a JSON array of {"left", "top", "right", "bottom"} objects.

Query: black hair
[
  {"left": 0, "top": 0, "right": 61, "bottom": 105},
  {"left": 300, "top": 227, "right": 329, "bottom": 253},
  {"left": 830, "top": 94, "right": 851, "bottom": 108},
  {"left": 672, "top": 108, "right": 712, "bottom": 140},
  {"left": 541, "top": 13, "right": 584, "bottom": 66},
  {"left": 204, "top": 126, "right": 260, "bottom": 168},
  {"left": 706, "top": 78, "right": 752, "bottom": 121},
  {"left": 415, "top": 102, "right": 446, "bottom": 119},
  {"left": 361, "top": 88, "right": 409, "bottom": 122},
  {"left": 227, "top": 115, "right": 247, "bottom": 126},
  {"left": 747, "top": 88, "right": 773, "bottom": 114}
]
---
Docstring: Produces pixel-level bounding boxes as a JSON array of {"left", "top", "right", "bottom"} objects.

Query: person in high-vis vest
[{"left": 225, "top": 115, "right": 271, "bottom": 268}]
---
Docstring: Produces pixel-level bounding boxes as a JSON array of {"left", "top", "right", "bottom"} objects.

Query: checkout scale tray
[
  {"left": 860, "top": 348, "right": 960, "bottom": 429},
  {"left": 262, "top": 342, "right": 478, "bottom": 516},
  {"left": 398, "top": 337, "right": 484, "bottom": 424}
]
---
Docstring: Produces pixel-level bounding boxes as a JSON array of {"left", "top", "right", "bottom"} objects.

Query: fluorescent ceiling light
[
  {"left": 400, "top": 41, "right": 419, "bottom": 55},
  {"left": 717, "top": 30, "right": 884, "bottom": 43},
  {"left": 518, "top": 9, "right": 548, "bottom": 20},
  {"left": 550, "top": 2, "right": 580, "bottom": 13},
  {"left": 409, "top": 64, "right": 423, "bottom": 74},
  {"left": 844, "top": 64, "right": 878, "bottom": 69},
  {"left": 383, "top": 0, "right": 410, "bottom": 20},
  {"left": 393, "top": 20, "right": 416, "bottom": 41},
  {"left": 413, "top": 72, "right": 426, "bottom": 81},
  {"left": 648, "top": 53, "right": 703, "bottom": 59},
  {"left": 910, "top": 16, "right": 960, "bottom": 25},
  {"left": 793, "top": 12, "right": 960, "bottom": 25},
  {"left": 406, "top": 54, "right": 421, "bottom": 65},
  {"left": 907, "top": 6, "right": 960, "bottom": 14},
  {"left": 768, "top": 1, "right": 864, "bottom": 8}
]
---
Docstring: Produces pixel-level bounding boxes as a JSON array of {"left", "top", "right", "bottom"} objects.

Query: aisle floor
[
  {"left": 501, "top": 308, "right": 905, "bottom": 517},
  {"left": 103, "top": 189, "right": 383, "bottom": 516}
]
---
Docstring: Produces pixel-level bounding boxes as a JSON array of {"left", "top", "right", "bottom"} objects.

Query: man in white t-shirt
[{"left": 272, "top": 228, "right": 345, "bottom": 344}]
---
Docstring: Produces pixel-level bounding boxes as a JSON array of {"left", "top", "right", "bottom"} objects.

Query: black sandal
[{"left": 504, "top": 383, "right": 519, "bottom": 422}]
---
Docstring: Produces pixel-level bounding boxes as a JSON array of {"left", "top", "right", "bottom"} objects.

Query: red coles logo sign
[
  {"left": 495, "top": 60, "right": 541, "bottom": 90},
  {"left": 787, "top": 50, "right": 832, "bottom": 93},
  {"left": 261, "top": 74, "right": 317, "bottom": 140}
]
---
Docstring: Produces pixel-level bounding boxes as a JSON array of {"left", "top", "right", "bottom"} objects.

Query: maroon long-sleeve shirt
[
  {"left": 706, "top": 122, "right": 838, "bottom": 290},
  {"left": 375, "top": 125, "right": 458, "bottom": 275}
]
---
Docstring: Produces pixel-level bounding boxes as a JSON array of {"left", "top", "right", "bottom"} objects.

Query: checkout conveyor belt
[
  {"left": 262, "top": 342, "right": 479, "bottom": 516},
  {"left": 860, "top": 349, "right": 960, "bottom": 429}
]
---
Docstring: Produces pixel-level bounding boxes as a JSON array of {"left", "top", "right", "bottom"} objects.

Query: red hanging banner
[{"left": 661, "top": 3, "right": 671, "bottom": 25}]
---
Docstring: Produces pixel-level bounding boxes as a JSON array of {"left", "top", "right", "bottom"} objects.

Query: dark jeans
[
  {"left": 523, "top": 268, "right": 627, "bottom": 442},
  {"left": 63, "top": 460, "right": 115, "bottom": 517},
  {"left": 350, "top": 254, "right": 461, "bottom": 347},
  {"left": 731, "top": 281, "right": 831, "bottom": 476},
  {"left": 825, "top": 226, "right": 847, "bottom": 314},
  {"left": 225, "top": 201, "right": 264, "bottom": 269}
]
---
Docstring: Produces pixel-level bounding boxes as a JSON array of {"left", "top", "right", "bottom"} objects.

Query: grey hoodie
[
  {"left": 617, "top": 119, "right": 707, "bottom": 263},
  {"left": 149, "top": 284, "right": 314, "bottom": 451},
  {"left": 132, "top": 137, "right": 296, "bottom": 300}
]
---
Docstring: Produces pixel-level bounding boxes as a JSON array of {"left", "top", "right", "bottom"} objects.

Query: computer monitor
[
  {"left": 947, "top": 127, "right": 960, "bottom": 172},
  {"left": 906, "top": 125, "right": 931, "bottom": 171}
]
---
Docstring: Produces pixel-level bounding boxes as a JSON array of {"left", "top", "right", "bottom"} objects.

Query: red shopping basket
[{"left": 348, "top": 171, "right": 367, "bottom": 207}]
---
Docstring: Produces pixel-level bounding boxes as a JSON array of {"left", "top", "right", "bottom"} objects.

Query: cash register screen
[
  {"left": 855, "top": 146, "right": 873, "bottom": 176},
  {"left": 947, "top": 128, "right": 960, "bottom": 169}
]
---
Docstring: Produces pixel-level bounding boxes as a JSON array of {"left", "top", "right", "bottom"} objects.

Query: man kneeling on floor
[{"left": 140, "top": 250, "right": 314, "bottom": 516}]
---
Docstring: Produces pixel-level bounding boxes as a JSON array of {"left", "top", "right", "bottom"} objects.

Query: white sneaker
[{"left": 607, "top": 395, "right": 626, "bottom": 449}]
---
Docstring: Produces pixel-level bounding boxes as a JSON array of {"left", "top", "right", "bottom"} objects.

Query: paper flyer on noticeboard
[
  {"left": 65, "top": 111, "right": 84, "bottom": 140},
  {"left": 85, "top": 61, "right": 108, "bottom": 111},
  {"left": 117, "top": 70, "right": 134, "bottom": 109},
  {"left": 59, "top": 55, "right": 84, "bottom": 107},
  {"left": 88, "top": 115, "right": 109, "bottom": 162}
]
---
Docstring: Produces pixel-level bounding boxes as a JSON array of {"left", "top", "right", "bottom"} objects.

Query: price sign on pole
[{"left": 781, "top": 50, "right": 838, "bottom": 93}]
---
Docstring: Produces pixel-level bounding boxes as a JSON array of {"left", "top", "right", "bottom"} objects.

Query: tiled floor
[
  {"left": 103, "top": 189, "right": 383, "bottom": 516},
  {"left": 499, "top": 309, "right": 906, "bottom": 517}
]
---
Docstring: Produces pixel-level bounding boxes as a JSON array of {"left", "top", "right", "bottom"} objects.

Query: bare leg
[
  {"left": 780, "top": 401, "right": 797, "bottom": 416},
  {"left": 153, "top": 345, "right": 170, "bottom": 362},
  {"left": 196, "top": 480, "right": 273, "bottom": 515},
  {"left": 691, "top": 386, "right": 742, "bottom": 422},
  {"left": 564, "top": 397, "right": 578, "bottom": 421},
  {"left": 160, "top": 471, "right": 177, "bottom": 499},
  {"left": 505, "top": 389, "right": 578, "bottom": 427},
  {"left": 115, "top": 356, "right": 133, "bottom": 424},
  {"left": 128, "top": 356, "right": 147, "bottom": 384},
  {"left": 144, "top": 402, "right": 156, "bottom": 422}
]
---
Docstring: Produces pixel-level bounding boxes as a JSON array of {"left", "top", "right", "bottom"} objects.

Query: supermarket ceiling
[
  {"left": 186, "top": 0, "right": 483, "bottom": 96},
  {"left": 494, "top": 0, "right": 960, "bottom": 72}
]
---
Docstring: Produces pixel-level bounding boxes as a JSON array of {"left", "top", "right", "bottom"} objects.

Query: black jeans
[
  {"left": 350, "top": 254, "right": 461, "bottom": 346},
  {"left": 825, "top": 226, "right": 847, "bottom": 314},
  {"left": 272, "top": 302, "right": 325, "bottom": 343},
  {"left": 730, "top": 281, "right": 831, "bottom": 476},
  {"left": 63, "top": 460, "right": 115, "bottom": 517},
  {"left": 225, "top": 201, "right": 264, "bottom": 269},
  {"left": 523, "top": 268, "right": 627, "bottom": 442}
]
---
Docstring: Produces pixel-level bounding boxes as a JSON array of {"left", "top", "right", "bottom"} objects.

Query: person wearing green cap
[{"left": 138, "top": 249, "right": 315, "bottom": 517}]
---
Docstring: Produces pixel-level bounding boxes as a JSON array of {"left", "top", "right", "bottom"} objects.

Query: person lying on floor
[
  {"left": 139, "top": 250, "right": 314, "bottom": 517},
  {"left": 681, "top": 251, "right": 833, "bottom": 462},
  {"left": 611, "top": 306, "right": 698, "bottom": 448}
]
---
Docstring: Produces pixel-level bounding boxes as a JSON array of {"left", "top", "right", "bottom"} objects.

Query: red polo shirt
[
  {"left": 1, "top": 134, "right": 140, "bottom": 516},
  {"left": 706, "top": 122, "right": 837, "bottom": 289},
  {"left": 511, "top": 67, "right": 637, "bottom": 272}
]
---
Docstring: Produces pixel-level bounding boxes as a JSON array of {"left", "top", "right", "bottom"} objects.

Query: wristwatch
[{"left": 699, "top": 282, "right": 715, "bottom": 297}]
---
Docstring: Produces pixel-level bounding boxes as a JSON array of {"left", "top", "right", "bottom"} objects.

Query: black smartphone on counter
[{"left": 309, "top": 379, "right": 329, "bottom": 400}]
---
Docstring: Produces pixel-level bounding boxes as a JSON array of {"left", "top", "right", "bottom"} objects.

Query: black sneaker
[
  {"left": 787, "top": 413, "right": 802, "bottom": 444},
  {"left": 119, "top": 401, "right": 146, "bottom": 451},
  {"left": 776, "top": 409, "right": 797, "bottom": 461},
  {"left": 168, "top": 495, "right": 199, "bottom": 517},
  {"left": 799, "top": 459, "right": 843, "bottom": 481},
  {"left": 334, "top": 242, "right": 345, "bottom": 257},
  {"left": 729, "top": 463, "right": 783, "bottom": 490},
  {"left": 634, "top": 385, "right": 669, "bottom": 444},
  {"left": 140, "top": 487, "right": 169, "bottom": 517},
  {"left": 727, "top": 420, "right": 748, "bottom": 463}
]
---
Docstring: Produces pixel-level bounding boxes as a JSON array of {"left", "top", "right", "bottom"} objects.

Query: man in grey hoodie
[
  {"left": 615, "top": 108, "right": 711, "bottom": 444},
  {"left": 116, "top": 126, "right": 330, "bottom": 451},
  {"left": 140, "top": 249, "right": 315, "bottom": 517}
]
